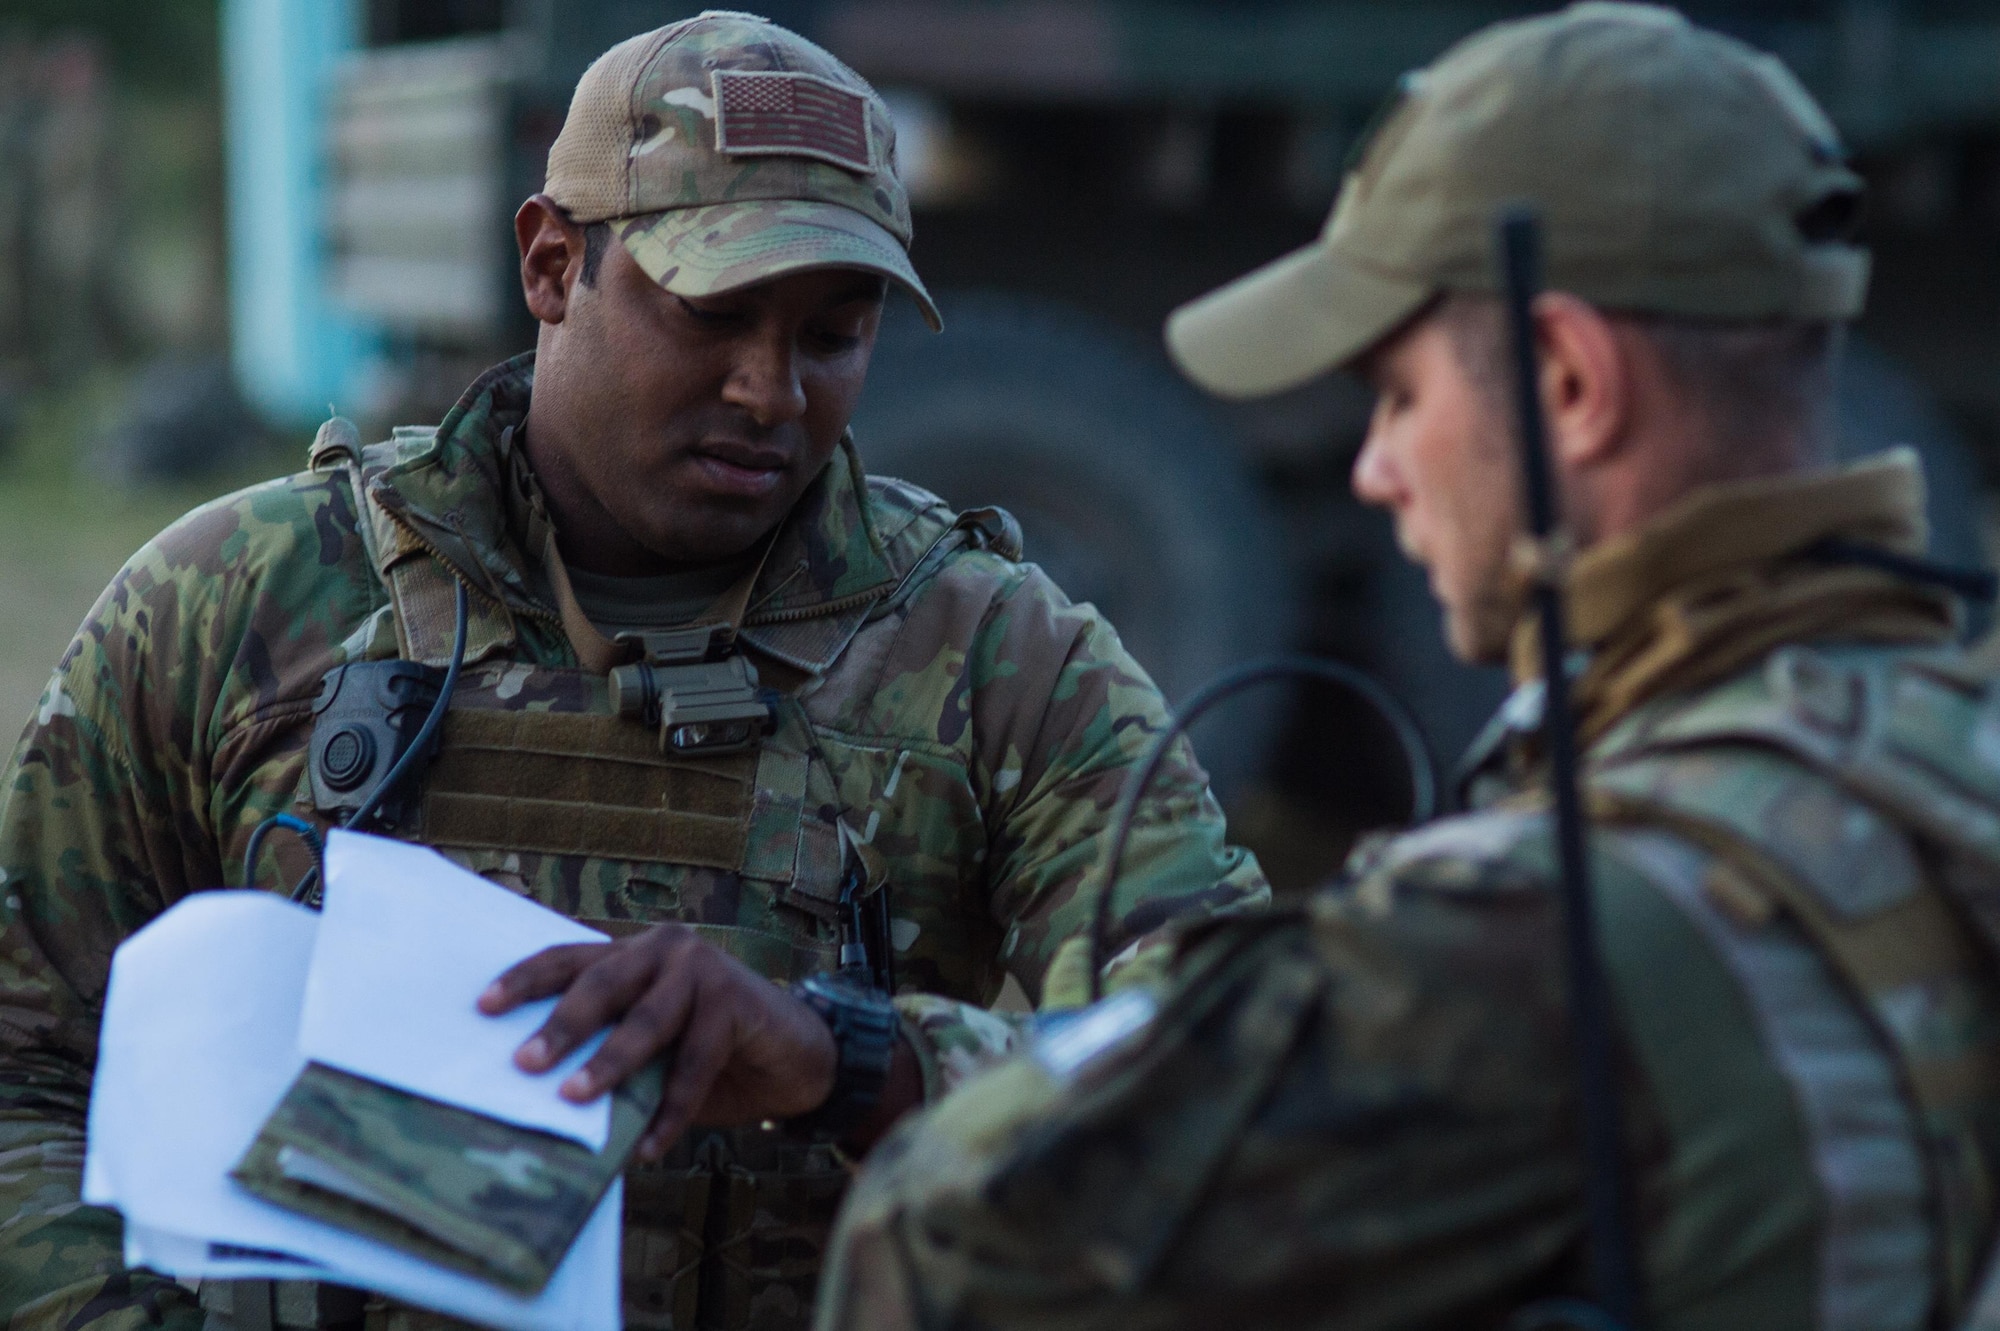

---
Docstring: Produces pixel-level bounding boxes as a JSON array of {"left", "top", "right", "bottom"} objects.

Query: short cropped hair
[
  {"left": 1627, "top": 313, "right": 1840, "bottom": 465},
  {"left": 550, "top": 203, "right": 612, "bottom": 288},
  {"left": 1438, "top": 295, "right": 1842, "bottom": 471},
  {"left": 578, "top": 221, "right": 610, "bottom": 288}
]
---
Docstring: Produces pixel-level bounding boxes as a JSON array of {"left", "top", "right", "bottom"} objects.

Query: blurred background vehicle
[{"left": 4, "top": 0, "right": 1999, "bottom": 886}]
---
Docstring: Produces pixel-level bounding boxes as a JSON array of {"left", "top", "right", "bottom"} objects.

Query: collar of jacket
[
  {"left": 1515, "top": 445, "right": 1935, "bottom": 676},
  {"left": 1462, "top": 448, "right": 1956, "bottom": 801},
  {"left": 362, "top": 354, "right": 903, "bottom": 673}
]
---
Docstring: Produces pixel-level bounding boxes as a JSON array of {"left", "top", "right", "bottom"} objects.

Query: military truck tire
[{"left": 852, "top": 292, "right": 1296, "bottom": 800}]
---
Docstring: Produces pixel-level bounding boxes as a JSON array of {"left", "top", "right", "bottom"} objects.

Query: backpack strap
[
  {"left": 1597, "top": 644, "right": 2000, "bottom": 883},
  {"left": 1588, "top": 732, "right": 2000, "bottom": 1316}
]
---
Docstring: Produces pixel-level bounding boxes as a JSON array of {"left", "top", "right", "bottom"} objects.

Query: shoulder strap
[
  {"left": 1598, "top": 644, "right": 2000, "bottom": 881},
  {"left": 309, "top": 416, "right": 516, "bottom": 667},
  {"left": 307, "top": 416, "right": 383, "bottom": 579},
  {"left": 1589, "top": 756, "right": 2000, "bottom": 1317},
  {"left": 866, "top": 504, "right": 1024, "bottom": 624}
]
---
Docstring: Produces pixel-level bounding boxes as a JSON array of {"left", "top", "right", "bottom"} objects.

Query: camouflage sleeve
[
  {"left": 964, "top": 564, "right": 1269, "bottom": 1006},
  {"left": 816, "top": 825, "right": 1651, "bottom": 1331},
  {"left": 883, "top": 563, "right": 1268, "bottom": 1097},
  {"left": 0, "top": 615, "right": 206, "bottom": 1331},
  {"left": 890, "top": 996, "right": 1026, "bottom": 1103},
  {"left": 889, "top": 946, "right": 1171, "bottom": 1103},
  {"left": 0, "top": 477, "right": 362, "bottom": 1331}
]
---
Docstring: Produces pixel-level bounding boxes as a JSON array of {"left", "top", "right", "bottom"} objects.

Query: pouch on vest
[
  {"left": 231, "top": 1059, "right": 664, "bottom": 1295},
  {"left": 308, "top": 661, "right": 445, "bottom": 831}
]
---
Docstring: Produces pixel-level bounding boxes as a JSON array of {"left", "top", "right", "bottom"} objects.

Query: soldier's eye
[
  {"left": 806, "top": 325, "right": 864, "bottom": 356},
  {"left": 676, "top": 296, "right": 745, "bottom": 327}
]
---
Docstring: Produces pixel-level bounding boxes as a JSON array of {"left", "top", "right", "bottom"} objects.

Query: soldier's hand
[{"left": 478, "top": 924, "right": 839, "bottom": 1160}]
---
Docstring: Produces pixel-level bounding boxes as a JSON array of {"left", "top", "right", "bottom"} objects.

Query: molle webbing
[
  {"left": 198, "top": 1278, "right": 366, "bottom": 1331},
  {"left": 620, "top": 1132, "right": 851, "bottom": 1331},
  {"left": 410, "top": 680, "right": 847, "bottom": 917},
  {"left": 421, "top": 709, "right": 752, "bottom": 866},
  {"left": 418, "top": 708, "right": 811, "bottom": 885},
  {"left": 1592, "top": 787, "right": 2000, "bottom": 1313}
]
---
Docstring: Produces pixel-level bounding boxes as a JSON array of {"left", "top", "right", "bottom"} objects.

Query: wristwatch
[{"left": 784, "top": 972, "right": 899, "bottom": 1143}]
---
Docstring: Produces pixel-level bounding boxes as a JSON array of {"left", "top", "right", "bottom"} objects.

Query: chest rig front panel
[
  {"left": 410, "top": 668, "right": 855, "bottom": 1331},
  {"left": 409, "top": 661, "right": 847, "bottom": 979},
  {"left": 291, "top": 427, "right": 904, "bottom": 1331}
]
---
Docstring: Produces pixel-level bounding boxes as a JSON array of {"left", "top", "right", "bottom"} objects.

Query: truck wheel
[{"left": 852, "top": 292, "right": 1296, "bottom": 799}]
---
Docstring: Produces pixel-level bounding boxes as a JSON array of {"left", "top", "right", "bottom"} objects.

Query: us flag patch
[{"left": 712, "top": 70, "right": 875, "bottom": 174}]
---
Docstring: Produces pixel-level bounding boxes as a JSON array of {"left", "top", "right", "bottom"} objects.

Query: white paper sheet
[
  {"left": 116, "top": 1186, "right": 623, "bottom": 1331},
  {"left": 302, "top": 831, "right": 613, "bottom": 1149},
  {"left": 85, "top": 891, "right": 316, "bottom": 1217},
  {"left": 85, "top": 890, "right": 621, "bottom": 1331}
]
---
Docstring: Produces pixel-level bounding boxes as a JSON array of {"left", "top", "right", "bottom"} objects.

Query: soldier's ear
[
  {"left": 1535, "top": 292, "right": 1630, "bottom": 472},
  {"left": 516, "top": 194, "right": 584, "bottom": 326}
]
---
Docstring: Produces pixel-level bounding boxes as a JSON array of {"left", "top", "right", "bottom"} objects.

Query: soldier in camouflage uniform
[
  {"left": 815, "top": 7, "right": 2000, "bottom": 1329},
  {"left": 0, "top": 13, "right": 1266, "bottom": 1331}
]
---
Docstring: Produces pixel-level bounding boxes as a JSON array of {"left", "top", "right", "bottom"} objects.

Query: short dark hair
[
  {"left": 549, "top": 202, "right": 612, "bottom": 288},
  {"left": 578, "top": 221, "right": 610, "bottom": 288},
  {"left": 1438, "top": 295, "right": 1841, "bottom": 471},
  {"left": 1628, "top": 313, "right": 1840, "bottom": 466}
]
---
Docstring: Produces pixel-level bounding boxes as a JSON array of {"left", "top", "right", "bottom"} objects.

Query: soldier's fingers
[
  {"left": 638, "top": 1012, "right": 733, "bottom": 1161},
  {"left": 478, "top": 941, "right": 613, "bottom": 1013},
  {"left": 560, "top": 972, "right": 697, "bottom": 1102},
  {"left": 514, "top": 942, "right": 660, "bottom": 1072}
]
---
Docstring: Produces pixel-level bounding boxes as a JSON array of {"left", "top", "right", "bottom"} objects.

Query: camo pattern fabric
[
  {"left": 232, "top": 1060, "right": 663, "bottom": 1294},
  {"left": 557, "top": 13, "right": 909, "bottom": 239},
  {"left": 617, "top": 203, "right": 923, "bottom": 311},
  {"left": 818, "top": 664, "right": 2000, "bottom": 1330},
  {"left": 0, "top": 354, "right": 1267, "bottom": 1331},
  {"left": 814, "top": 463, "right": 2000, "bottom": 1331}
]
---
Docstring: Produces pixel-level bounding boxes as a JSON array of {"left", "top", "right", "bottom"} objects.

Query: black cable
[
  {"left": 1803, "top": 535, "right": 1999, "bottom": 604},
  {"left": 288, "top": 865, "right": 322, "bottom": 908},
  {"left": 241, "top": 580, "right": 471, "bottom": 905},
  {"left": 1498, "top": 206, "right": 1641, "bottom": 1329},
  {"left": 242, "top": 813, "right": 323, "bottom": 893},
  {"left": 1084, "top": 654, "right": 1437, "bottom": 1003},
  {"left": 341, "top": 580, "right": 470, "bottom": 833}
]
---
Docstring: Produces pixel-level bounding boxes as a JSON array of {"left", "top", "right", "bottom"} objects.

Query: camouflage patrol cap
[
  {"left": 1166, "top": 2, "right": 1868, "bottom": 398},
  {"left": 544, "top": 10, "right": 940, "bottom": 329}
]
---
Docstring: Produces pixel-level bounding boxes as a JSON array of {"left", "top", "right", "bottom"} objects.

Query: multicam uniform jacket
[
  {"left": 817, "top": 452, "right": 2000, "bottom": 1331},
  {"left": 0, "top": 356, "right": 1266, "bottom": 1331}
]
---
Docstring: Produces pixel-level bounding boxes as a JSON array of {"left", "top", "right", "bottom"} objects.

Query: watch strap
[{"left": 784, "top": 973, "right": 898, "bottom": 1143}]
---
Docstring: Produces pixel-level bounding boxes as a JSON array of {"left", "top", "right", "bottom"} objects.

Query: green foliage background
[{"left": 0, "top": 0, "right": 241, "bottom": 732}]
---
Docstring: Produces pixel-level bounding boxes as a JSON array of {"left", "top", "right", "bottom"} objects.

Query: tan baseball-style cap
[
  {"left": 1166, "top": 2, "right": 1868, "bottom": 398},
  {"left": 544, "top": 9, "right": 940, "bottom": 330}
]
